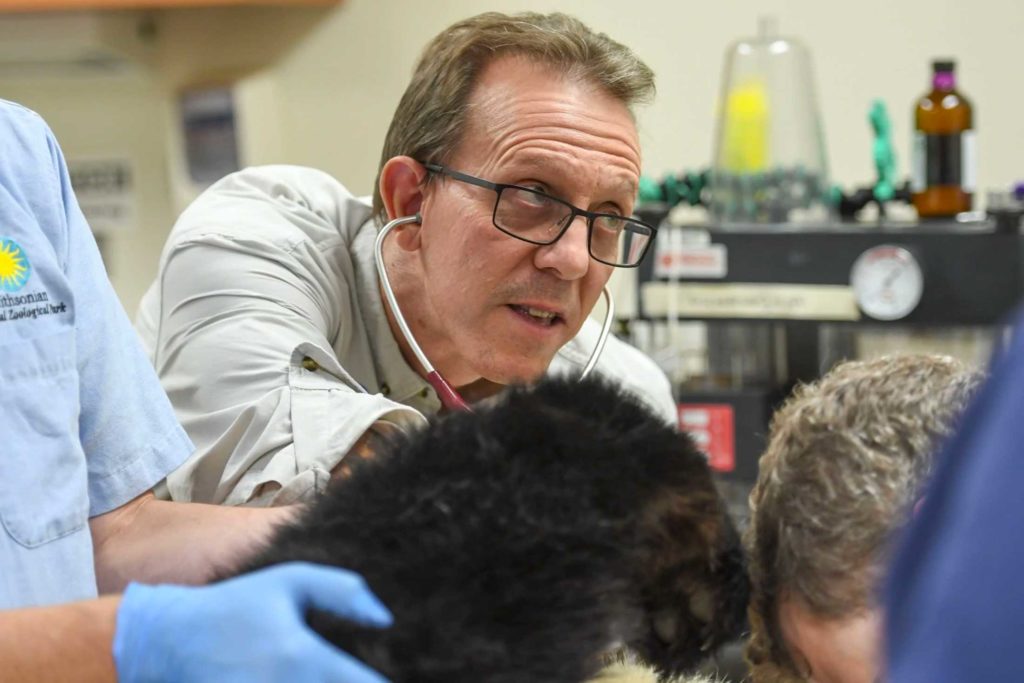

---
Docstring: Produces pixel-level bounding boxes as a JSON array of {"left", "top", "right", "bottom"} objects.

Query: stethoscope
[{"left": 374, "top": 214, "right": 614, "bottom": 411}]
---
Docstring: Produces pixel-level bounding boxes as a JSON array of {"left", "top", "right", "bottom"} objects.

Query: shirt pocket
[{"left": 0, "top": 328, "right": 89, "bottom": 548}]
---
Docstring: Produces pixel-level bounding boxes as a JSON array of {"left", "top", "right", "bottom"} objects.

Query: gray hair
[{"left": 743, "top": 354, "right": 983, "bottom": 680}]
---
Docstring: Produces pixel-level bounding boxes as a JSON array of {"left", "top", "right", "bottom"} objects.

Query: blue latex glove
[{"left": 114, "top": 562, "right": 392, "bottom": 683}]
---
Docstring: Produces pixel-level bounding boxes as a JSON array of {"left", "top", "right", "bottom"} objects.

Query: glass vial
[{"left": 911, "top": 60, "right": 975, "bottom": 218}]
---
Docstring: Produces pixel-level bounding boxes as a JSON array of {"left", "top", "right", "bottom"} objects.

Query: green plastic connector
[
  {"left": 870, "top": 99, "right": 897, "bottom": 203},
  {"left": 828, "top": 184, "right": 843, "bottom": 206},
  {"left": 637, "top": 175, "right": 663, "bottom": 204}
]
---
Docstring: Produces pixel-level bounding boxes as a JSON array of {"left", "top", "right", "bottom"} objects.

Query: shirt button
[
  {"left": 380, "top": 383, "right": 391, "bottom": 396},
  {"left": 301, "top": 357, "right": 319, "bottom": 371}
]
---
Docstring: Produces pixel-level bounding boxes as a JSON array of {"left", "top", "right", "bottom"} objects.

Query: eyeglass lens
[{"left": 493, "top": 186, "right": 651, "bottom": 266}]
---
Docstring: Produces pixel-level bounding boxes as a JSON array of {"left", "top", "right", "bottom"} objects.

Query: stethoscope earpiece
[{"left": 373, "top": 214, "right": 612, "bottom": 411}]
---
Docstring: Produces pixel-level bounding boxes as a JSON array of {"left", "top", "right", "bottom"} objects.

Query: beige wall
[
  {"left": 249, "top": 0, "right": 1021, "bottom": 198},
  {"left": 0, "top": 70, "right": 176, "bottom": 311},
  {"left": 1, "top": 0, "right": 1021, "bottom": 313}
]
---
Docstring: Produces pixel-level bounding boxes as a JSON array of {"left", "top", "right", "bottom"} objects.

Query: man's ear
[{"left": 379, "top": 156, "right": 426, "bottom": 222}]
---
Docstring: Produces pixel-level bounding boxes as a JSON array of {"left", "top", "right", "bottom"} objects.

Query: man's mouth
[{"left": 508, "top": 304, "right": 563, "bottom": 327}]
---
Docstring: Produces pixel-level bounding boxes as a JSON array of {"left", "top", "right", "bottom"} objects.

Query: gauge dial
[{"left": 850, "top": 245, "right": 924, "bottom": 321}]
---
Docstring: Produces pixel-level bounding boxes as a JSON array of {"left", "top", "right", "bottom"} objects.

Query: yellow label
[{"left": 642, "top": 282, "right": 861, "bottom": 321}]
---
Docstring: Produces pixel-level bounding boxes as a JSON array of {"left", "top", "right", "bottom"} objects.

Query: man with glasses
[
  {"left": 419, "top": 164, "right": 655, "bottom": 271},
  {"left": 135, "top": 11, "right": 675, "bottom": 506}
]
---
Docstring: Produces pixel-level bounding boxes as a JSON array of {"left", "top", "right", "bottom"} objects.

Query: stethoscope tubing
[{"left": 374, "top": 214, "right": 612, "bottom": 411}]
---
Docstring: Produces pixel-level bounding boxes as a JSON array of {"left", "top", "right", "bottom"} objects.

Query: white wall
[{"left": 2, "top": 0, "right": 1021, "bottom": 312}]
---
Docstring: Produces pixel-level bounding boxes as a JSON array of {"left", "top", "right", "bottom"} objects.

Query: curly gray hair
[{"left": 743, "top": 354, "right": 983, "bottom": 681}]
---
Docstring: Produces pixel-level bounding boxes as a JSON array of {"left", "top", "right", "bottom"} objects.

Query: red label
[{"left": 677, "top": 403, "right": 735, "bottom": 473}]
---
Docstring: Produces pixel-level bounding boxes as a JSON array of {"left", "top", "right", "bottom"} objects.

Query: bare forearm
[
  {"left": 92, "top": 493, "right": 298, "bottom": 593},
  {"left": 0, "top": 596, "right": 119, "bottom": 682}
]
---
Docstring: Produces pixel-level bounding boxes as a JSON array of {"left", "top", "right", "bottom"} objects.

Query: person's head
[
  {"left": 374, "top": 12, "right": 655, "bottom": 389},
  {"left": 744, "top": 354, "right": 982, "bottom": 683}
]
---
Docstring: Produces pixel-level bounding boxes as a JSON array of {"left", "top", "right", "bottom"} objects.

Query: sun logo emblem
[{"left": 0, "top": 238, "right": 32, "bottom": 292}]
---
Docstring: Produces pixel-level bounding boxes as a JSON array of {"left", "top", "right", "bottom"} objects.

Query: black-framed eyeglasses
[{"left": 422, "top": 163, "right": 656, "bottom": 268}]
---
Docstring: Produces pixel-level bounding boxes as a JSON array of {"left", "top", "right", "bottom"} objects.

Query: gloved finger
[{"left": 278, "top": 562, "right": 393, "bottom": 627}]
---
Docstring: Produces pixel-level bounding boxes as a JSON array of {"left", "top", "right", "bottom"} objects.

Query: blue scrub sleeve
[
  {"left": 886, "top": 311, "right": 1024, "bottom": 682},
  {"left": 44, "top": 130, "right": 193, "bottom": 517}
]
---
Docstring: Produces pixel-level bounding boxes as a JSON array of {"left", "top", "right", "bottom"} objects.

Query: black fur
[{"left": 234, "top": 376, "right": 748, "bottom": 682}]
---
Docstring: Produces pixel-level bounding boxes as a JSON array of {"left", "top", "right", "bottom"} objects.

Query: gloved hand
[{"left": 114, "top": 562, "right": 392, "bottom": 683}]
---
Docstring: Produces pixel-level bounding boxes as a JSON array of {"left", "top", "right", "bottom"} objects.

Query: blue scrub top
[
  {"left": 886, "top": 313, "right": 1024, "bottom": 681},
  {"left": 0, "top": 100, "right": 192, "bottom": 608}
]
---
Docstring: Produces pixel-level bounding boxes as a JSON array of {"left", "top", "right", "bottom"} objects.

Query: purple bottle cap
[
  {"left": 1014, "top": 183, "right": 1024, "bottom": 201},
  {"left": 933, "top": 71, "right": 956, "bottom": 91},
  {"left": 932, "top": 60, "right": 956, "bottom": 90}
]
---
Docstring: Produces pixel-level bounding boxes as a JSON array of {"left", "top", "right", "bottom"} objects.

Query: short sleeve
[
  {"left": 137, "top": 169, "right": 428, "bottom": 505},
  {"left": 47, "top": 129, "right": 193, "bottom": 516}
]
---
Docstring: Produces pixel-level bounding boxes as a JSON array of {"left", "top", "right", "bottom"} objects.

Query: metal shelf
[
  {"left": 635, "top": 216, "right": 1022, "bottom": 492},
  {"left": 635, "top": 218, "right": 1024, "bottom": 327}
]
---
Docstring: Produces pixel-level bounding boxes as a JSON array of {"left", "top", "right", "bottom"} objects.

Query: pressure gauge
[{"left": 850, "top": 245, "right": 924, "bottom": 321}]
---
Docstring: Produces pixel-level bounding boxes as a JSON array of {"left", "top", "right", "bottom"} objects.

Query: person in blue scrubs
[
  {"left": 886, "top": 316, "right": 1024, "bottom": 682},
  {"left": 0, "top": 99, "right": 391, "bottom": 682}
]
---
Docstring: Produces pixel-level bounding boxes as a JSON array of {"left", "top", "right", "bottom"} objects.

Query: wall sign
[{"left": 68, "top": 158, "right": 136, "bottom": 233}]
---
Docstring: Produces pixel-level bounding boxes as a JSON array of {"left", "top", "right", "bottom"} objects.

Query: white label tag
[
  {"left": 911, "top": 132, "right": 926, "bottom": 192},
  {"left": 961, "top": 129, "right": 977, "bottom": 192},
  {"left": 642, "top": 282, "right": 860, "bottom": 321},
  {"left": 676, "top": 244, "right": 728, "bottom": 279},
  {"left": 652, "top": 226, "right": 727, "bottom": 279}
]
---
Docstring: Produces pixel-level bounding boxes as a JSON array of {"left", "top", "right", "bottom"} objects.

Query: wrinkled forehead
[
  {"left": 464, "top": 56, "right": 639, "bottom": 147},
  {"left": 451, "top": 55, "right": 642, "bottom": 191}
]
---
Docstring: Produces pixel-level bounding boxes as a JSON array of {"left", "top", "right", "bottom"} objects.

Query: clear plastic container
[{"left": 709, "top": 17, "right": 832, "bottom": 225}]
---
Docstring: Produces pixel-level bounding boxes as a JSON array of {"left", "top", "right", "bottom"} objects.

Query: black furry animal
[{"left": 234, "top": 376, "right": 748, "bottom": 682}]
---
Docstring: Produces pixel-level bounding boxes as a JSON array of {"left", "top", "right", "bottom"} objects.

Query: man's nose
[{"left": 533, "top": 215, "right": 590, "bottom": 280}]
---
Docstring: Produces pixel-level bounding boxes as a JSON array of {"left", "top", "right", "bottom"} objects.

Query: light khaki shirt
[{"left": 137, "top": 166, "right": 676, "bottom": 506}]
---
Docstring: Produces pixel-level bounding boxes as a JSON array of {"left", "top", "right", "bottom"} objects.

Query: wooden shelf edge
[{"left": 0, "top": 0, "right": 338, "bottom": 12}]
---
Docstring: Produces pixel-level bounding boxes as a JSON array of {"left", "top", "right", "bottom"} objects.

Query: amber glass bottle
[{"left": 912, "top": 60, "right": 975, "bottom": 218}]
